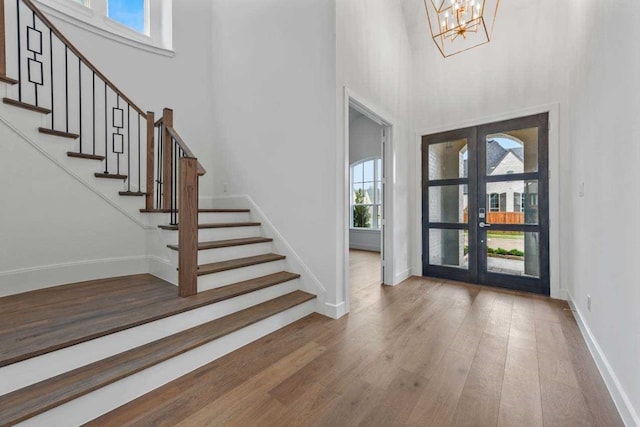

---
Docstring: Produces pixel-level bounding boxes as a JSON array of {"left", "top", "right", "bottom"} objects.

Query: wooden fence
[{"left": 463, "top": 212, "right": 524, "bottom": 224}]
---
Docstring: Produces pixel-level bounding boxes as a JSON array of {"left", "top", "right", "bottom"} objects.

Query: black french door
[{"left": 421, "top": 113, "right": 550, "bottom": 295}]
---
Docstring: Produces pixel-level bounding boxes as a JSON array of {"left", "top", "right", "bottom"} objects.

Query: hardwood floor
[
  {"left": 91, "top": 252, "right": 623, "bottom": 426},
  {"left": 0, "top": 273, "right": 297, "bottom": 367}
]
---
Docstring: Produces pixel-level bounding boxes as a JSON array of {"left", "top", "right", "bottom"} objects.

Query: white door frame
[{"left": 342, "top": 87, "right": 395, "bottom": 314}]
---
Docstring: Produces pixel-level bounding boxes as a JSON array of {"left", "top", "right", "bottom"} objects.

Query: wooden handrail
[
  {"left": 166, "top": 126, "right": 207, "bottom": 176},
  {"left": 21, "top": 0, "right": 147, "bottom": 117}
]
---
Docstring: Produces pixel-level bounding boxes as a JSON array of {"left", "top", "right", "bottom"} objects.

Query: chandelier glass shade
[{"left": 423, "top": 0, "right": 500, "bottom": 57}]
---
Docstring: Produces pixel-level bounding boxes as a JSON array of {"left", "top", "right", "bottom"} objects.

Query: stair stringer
[{"left": 0, "top": 96, "right": 150, "bottom": 229}]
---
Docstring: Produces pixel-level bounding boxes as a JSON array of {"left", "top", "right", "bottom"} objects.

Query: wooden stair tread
[
  {"left": 0, "top": 274, "right": 294, "bottom": 368},
  {"left": 0, "top": 291, "right": 315, "bottom": 426},
  {"left": 38, "top": 127, "right": 79, "bottom": 139},
  {"left": 3, "top": 98, "right": 51, "bottom": 114},
  {"left": 0, "top": 75, "right": 19, "bottom": 85},
  {"left": 141, "top": 208, "right": 250, "bottom": 213},
  {"left": 119, "top": 191, "right": 146, "bottom": 197},
  {"left": 167, "top": 237, "right": 273, "bottom": 251},
  {"left": 95, "top": 173, "right": 127, "bottom": 180},
  {"left": 196, "top": 253, "right": 286, "bottom": 276},
  {"left": 159, "top": 222, "right": 260, "bottom": 231},
  {"left": 67, "top": 152, "right": 105, "bottom": 161}
]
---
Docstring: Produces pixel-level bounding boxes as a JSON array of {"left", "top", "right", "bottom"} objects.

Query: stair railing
[
  {"left": 2, "top": 0, "right": 150, "bottom": 192},
  {"left": 0, "top": 0, "right": 204, "bottom": 297},
  {"left": 154, "top": 108, "right": 204, "bottom": 297}
]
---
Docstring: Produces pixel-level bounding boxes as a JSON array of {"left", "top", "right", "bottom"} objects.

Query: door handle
[{"left": 479, "top": 222, "right": 492, "bottom": 228}]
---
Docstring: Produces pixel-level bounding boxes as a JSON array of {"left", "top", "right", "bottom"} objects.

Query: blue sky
[{"left": 108, "top": 0, "right": 145, "bottom": 33}]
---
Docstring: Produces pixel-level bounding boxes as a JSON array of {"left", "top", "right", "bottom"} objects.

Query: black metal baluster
[
  {"left": 78, "top": 57, "right": 82, "bottom": 152},
  {"left": 49, "top": 28, "right": 54, "bottom": 129},
  {"left": 64, "top": 45, "right": 68, "bottom": 133},
  {"left": 127, "top": 104, "right": 131, "bottom": 191},
  {"left": 172, "top": 139, "right": 177, "bottom": 225},
  {"left": 156, "top": 125, "right": 162, "bottom": 209},
  {"left": 115, "top": 95, "right": 120, "bottom": 175},
  {"left": 92, "top": 71, "right": 95, "bottom": 155},
  {"left": 138, "top": 114, "right": 141, "bottom": 193},
  {"left": 104, "top": 82, "right": 108, "bottom": 174},
  {"left": 31, "top": 12, "right": 38, "bottom": 106},
  {"left": 16, "top": 0, "right": 22, "bottom": 101}
]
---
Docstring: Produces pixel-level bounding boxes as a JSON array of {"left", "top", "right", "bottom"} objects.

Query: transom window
[{"left": 350, "top": 158, "right": 383, "bottom": 229}]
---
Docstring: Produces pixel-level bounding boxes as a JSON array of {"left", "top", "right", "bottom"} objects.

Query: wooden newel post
[
  {"left": 162, "top": 108, "right": 174, "bottom": 209},
  {"left": 178, "top": 157, "right": 199, "bottom": 297},
  {"left": 145, "top": 111, "right": 155, "bottom": 210},
  {"left": 0, "top": 0, "right": 6, "bottom": 77}
]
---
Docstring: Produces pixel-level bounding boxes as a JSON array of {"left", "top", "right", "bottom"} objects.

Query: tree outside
[{"left": 353, "top": 189, "right": 372, "bottom": 228}]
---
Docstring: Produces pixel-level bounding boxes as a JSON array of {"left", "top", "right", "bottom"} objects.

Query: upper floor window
[
  {"left": 36, "top": 0, "right": 173, "bottom": 54},
  {"left": 108, "top": 0, "right": 146, "bottom": 34},
  {"left": 350, "top": 158, "right": 383, "bottom": 230}
]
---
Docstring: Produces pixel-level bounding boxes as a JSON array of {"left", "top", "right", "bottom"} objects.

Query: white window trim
[
  {"left": 350, "top": 157, "right": 383, "bottom": 230},
  {"left": 33, "top": 0, "right": 174, "bottom": 57}
]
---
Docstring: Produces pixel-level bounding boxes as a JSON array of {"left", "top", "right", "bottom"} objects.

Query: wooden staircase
[
  {"left": 0, "top": 276, "right": 315, "bottom": 426},
  {"left": 0, "top": 0, "right": 319, "bottom": 424}
]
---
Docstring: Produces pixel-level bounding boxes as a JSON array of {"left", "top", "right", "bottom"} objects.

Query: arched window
[{"left": 350, "top": 157, "right": 383, "bottom": 229}]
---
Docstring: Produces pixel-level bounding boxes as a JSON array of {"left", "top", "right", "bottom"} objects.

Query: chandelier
[{"left": 423, "top": 0, "right": 500, "bottom": 57}]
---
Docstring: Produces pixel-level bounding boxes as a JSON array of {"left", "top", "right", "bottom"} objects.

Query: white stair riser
[
  {"left": 144, "top": 212, "right": 251, "bottom": 227},
  {"left": 197, "top": 260, "right": 287, "bottom": 292},
  {"left": 168, "top": 242, "right": 273, "bottom": 265},
  {"left": 0, "top": 279, "right": 300, "bottom": 396},
  {"left": 198, "top": 212, "right": 251, "bottom": 223},
  {"left": 16, "top": 300, "right": 316, "bottom": 427},
  {"left": 161, "top": 226, "right": 262, "bottom": 245}
]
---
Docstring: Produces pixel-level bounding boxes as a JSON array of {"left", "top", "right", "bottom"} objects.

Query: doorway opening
[
  {"left": 347, "top": 104, "right": 389, "bottom": 305},
  {"left": 421, "top": 113, "right": 550, "bottom": 295}
]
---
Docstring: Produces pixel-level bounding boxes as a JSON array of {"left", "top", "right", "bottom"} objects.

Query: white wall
[
  {"left": 0, "top": 116, "right": 147, "bottom": 296},
  {"left": 349, "top": 111, "right": 382, "bottom": 252},
  {"left": 566, "top": 0, "right": 640, "bottom": 423},
  {"left": 349, "top": 112, "right": 382, "bottom": 162},
  {"left": 208, "top": 0, "right": 338, "bottom": 309},
  {"left": 338, "top": 0, "right": 414, "bottom": 305}
]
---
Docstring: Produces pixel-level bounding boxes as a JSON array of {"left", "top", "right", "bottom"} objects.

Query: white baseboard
[
  {"left": 324, "top": 301, "right": 347, "bottom": 319},
  {"left": 349, "top": 243, "right": 381, "bottom": 252},
  {"left": 391, "top": 268, "right": 413, "bottom": 286},
  {"left": 567, "top": 292, "right": 639, "bottom": 427},
  {"left": 0, "top": 256, "right": 149, "bottom": 297}
]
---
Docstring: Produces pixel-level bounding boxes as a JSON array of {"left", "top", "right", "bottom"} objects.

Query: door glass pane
[
  {"left": 428, "top": 139, "right": 468, "bottom": 180},
  {"left": 486, "top": 127, "right": 538, "bottom": 175},
  {"left": 429, "top": 229, "right": 468, "bottom": 269},
  {"left": 486, "top": 232, "right": 540, "bottom": 278},
  {"left": 429, "top": 185, "right": 468, "bottom": 223},
  {"left": 486, "top": 181, "right": 538, "bottom": 224}
]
